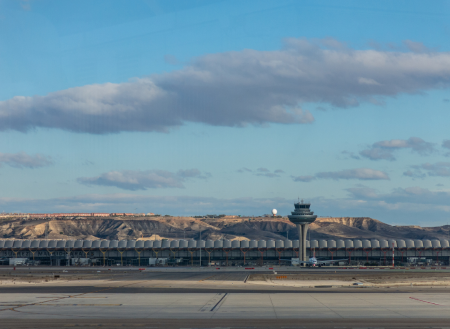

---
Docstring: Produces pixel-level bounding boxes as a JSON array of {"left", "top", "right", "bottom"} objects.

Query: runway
[
  {"left": 0, "top": 267, "right": 449, "bottom": 328},
  {"left": 0, "top": 291, "right": 450, "bottom": 328}
]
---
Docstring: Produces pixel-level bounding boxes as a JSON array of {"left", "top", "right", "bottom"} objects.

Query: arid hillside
[{"left": 1, "top": 216, "right": 449, "bottom": 241}]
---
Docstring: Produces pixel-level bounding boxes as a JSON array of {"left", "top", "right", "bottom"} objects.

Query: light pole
[
  {"left": 67, "top": 243, "right": 70, "bottom": 267},
  {"left": 67, "top": 228, "right": 72, "bottom": 267},
  {"left": 199, "top": 227, "right": 202, "bottom": 267}
]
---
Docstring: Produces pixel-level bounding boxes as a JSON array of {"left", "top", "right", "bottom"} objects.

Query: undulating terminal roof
[{"left": 1, "top": 239, "right": 449, "bottom": 249}]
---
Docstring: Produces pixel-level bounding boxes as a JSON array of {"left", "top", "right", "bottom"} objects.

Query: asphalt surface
[
  {"left": 0, "top": 291, "right": 450, "bottom": 326},
  {"left": 3, "top": 286, "right": 447, "bottom": 294},
  {"left": 1, "top": 267, "right": 449, "bottom": 328},
  {"left": 1, "top": 318, "right": 450, "bottom": 328}
]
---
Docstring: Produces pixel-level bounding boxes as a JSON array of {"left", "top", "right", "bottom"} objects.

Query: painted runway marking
[
  {"left": 409, "top": 297, "right": 441, "bottom": 305},
  {"left": 200, "top": 293, "right": 226, "bottom": 312},
  {"left": 210, "top": 292, "right": 227, "bottom": 311}
]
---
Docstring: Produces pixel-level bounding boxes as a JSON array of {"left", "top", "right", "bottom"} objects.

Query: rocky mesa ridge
[{"left": 0, "top": 216, "right": 449, "bottom": 241}]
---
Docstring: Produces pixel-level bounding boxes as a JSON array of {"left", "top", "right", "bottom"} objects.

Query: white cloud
[
  {"left": 359, "top": 148, "right": 396, "bottom": 161},
  {"left": 2, "top": 38, "right": 450, "bottom": 134},
  {"left": 360, "top": 137, "right": 435, "bottom": 161},
  {"left": 404, "top": 162, "right": 450, "bottom": 178},
  {"left": 77, "top": 169, "right": 208, "bottom": 191},
  {"left": 292, "top": 168, "right": 389, "bottom": 183},
  {"left": 315, "top": 168, "right": 389, "bottom": 181},
  {"left": 239, "top": 167, "right": 284, "bottom": 178},
  {"left": 0, "top": 152, "right": 53, "bottom": 168}
]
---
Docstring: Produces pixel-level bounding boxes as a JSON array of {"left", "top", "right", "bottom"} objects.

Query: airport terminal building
[{"left": 1, "top": 238, "right": 449, "bottom": 266}]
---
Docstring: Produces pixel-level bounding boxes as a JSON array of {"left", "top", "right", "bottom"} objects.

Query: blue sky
[{"left": 1, "top": 0, "right": 450, "bottom": 225}]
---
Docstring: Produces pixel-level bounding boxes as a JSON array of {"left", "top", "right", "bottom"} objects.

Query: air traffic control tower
[{"left": 287, "top": 200, "right": 317, "bottom": 265}]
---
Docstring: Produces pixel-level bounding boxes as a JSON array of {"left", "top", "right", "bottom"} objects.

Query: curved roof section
[
  {"left": 83, "top": 240, "right": 93, "bottom": 248},
  {"left": 110, "top": 240, "right": 120, "bottom": 248},
  {"left": 30, "top": 240, "right": 40, "bottom": 248}
]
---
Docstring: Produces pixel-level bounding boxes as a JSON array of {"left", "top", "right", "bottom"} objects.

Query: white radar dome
[{"left": 272, "top": 209, "right": 277, "bottom": 216}]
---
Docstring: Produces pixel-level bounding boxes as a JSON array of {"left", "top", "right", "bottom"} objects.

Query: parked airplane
[
  {"left": 298, "top": 256, "right": 347, "bottom": 267},
  {"left": 287, "top": 250, "right": 347, "bottom": 267}
]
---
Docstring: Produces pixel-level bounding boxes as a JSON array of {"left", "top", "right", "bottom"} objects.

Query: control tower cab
[
  {"left": 287, "top": 200, "right": 318, "bottom": 265},
  {"left": 288, "top": 201, "right": 317, "bottom": 224}
]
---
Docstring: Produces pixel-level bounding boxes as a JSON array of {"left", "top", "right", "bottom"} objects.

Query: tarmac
[{"left": 0, "top": 266, "right": 449, "bottom": 328}]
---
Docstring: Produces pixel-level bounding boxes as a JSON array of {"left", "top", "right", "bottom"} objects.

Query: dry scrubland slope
[{"left": 1, "top": 216, "right": 449, "bottom": 241}]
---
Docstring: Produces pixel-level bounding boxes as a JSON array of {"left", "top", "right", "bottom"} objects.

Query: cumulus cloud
[
  {"left": 274, "top": 169, "right": 285, "bottom": 174},
  {"left": 359, "top": 148, "right": 396, "bottom": 161},
  {"left": 237, "top": 167, "right": 252, "bottom": 173},
  {"left": 2, "top": 38, "right": 450, "bottom": 134},
  {"left": 0, "top": 152, "right": 53, "bottom": 168},
  {"left": 315, "top": 168, "right": 389, "bottom": 181},
  {"left": 360, "top": 137, "right": 435, "bottom": 161},
  {"left": 404, "top": 162, "right": 450, "bottom": 178},
  {"left": 77, "top": 169, "right": 208, "bottom": 191}
]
